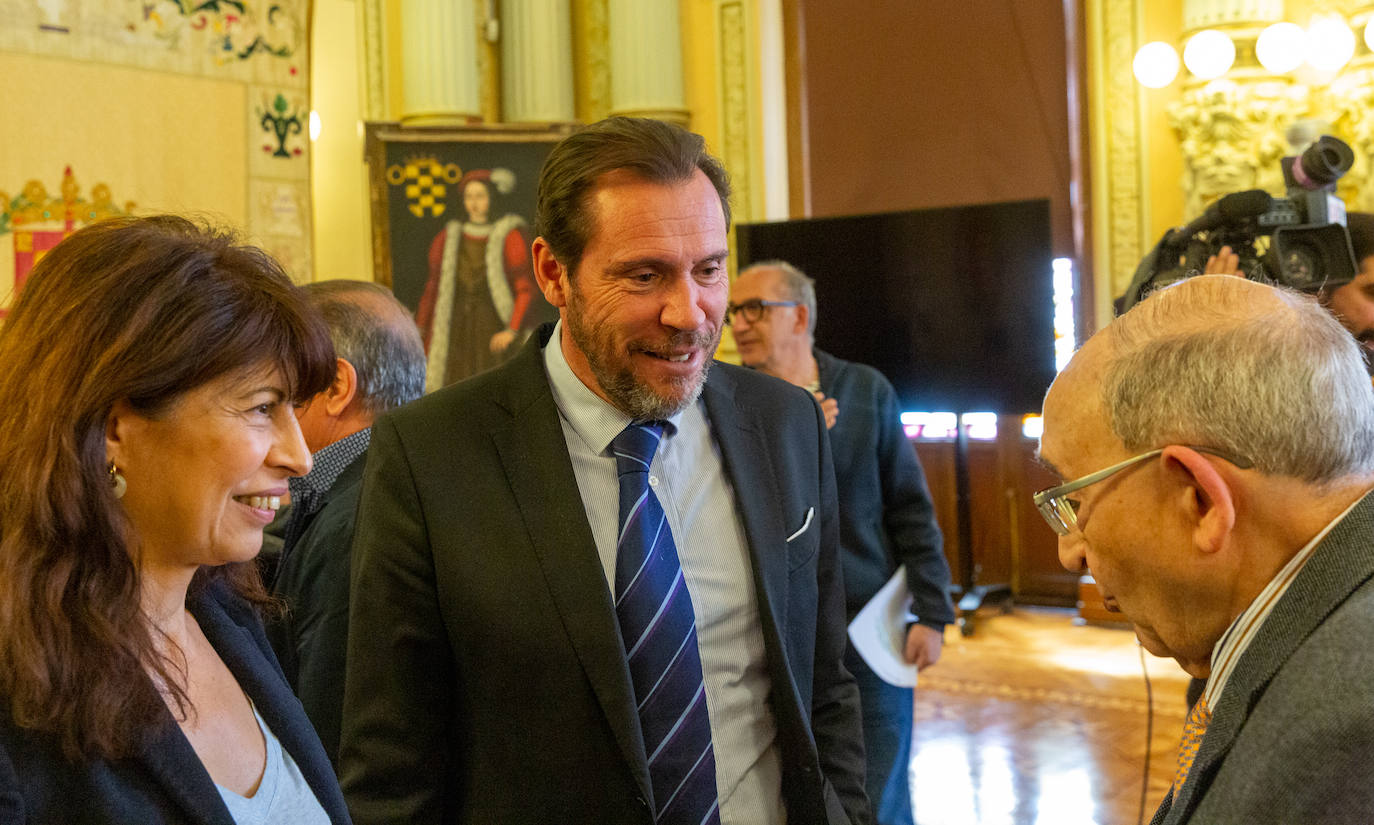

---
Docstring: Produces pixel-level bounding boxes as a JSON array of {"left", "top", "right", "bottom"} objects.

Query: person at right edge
[
  {"left": 339, "top": 116, "right": 870, "bottom": 825},
  {"left": 732, "top": 260, "right": 955, "bottom": 825}
]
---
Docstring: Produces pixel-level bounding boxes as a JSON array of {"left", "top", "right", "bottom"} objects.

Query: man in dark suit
[
  {"left": 268, "top": 279, "right": 426, "bottom": 767},
  {"left": 731, "top": 260, "right": 954, "bottom": 825},
  {"left": 339, "top": 116, "right": 870, "bottom": 825},
  {"left": 1036, "top": 274, "right": 1374, "bottom": 824}
]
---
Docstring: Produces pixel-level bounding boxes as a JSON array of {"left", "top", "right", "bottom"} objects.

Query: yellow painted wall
[
  {"left": 1141, "top": 0, "right": 1186, "bottom": 244},
  {"left": 683, "top": 0, "right": 724, "bottom": 164},
  {"left": 0, "top": 51, "right": 247, "bottom": 302},
  {"left": 311, "top": 0, "right": 373, "bottom": 282}
]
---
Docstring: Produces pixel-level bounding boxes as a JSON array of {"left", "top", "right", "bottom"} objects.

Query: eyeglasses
[
  {"left": 726, "top": 299, "right": 799, "bottom": 325},
  {"left": 1032, "top": 445, "right": 1254, "bottom": 536}
]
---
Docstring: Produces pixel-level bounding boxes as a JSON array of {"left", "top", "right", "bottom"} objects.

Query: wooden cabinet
[{"left": 912, "top": 414, "right": 1079, "bottom": 608}]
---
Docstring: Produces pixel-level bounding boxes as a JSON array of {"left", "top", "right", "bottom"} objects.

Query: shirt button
[{"left": 648, "top": 475, "right": 659, "bottom": 487}]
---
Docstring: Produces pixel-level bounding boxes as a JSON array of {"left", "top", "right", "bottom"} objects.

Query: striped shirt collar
[
  {"left": 542, "top": 320, "right": 685, "bottom": 454},
  {"left": 1201, "top": 491, "right": 1369, "bottom": 708}
]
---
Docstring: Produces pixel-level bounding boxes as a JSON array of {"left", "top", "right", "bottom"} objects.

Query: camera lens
[
  {"left": 1298, "top": 135, "right": 1355, "bottom": 188},
  {"left": 1278, "top": 243, "right": 1318, "bottom": 287}
]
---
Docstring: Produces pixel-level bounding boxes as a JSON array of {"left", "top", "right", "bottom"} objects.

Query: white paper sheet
[{"left": 846, "top": 565, "right": 918, "bottom": 688}]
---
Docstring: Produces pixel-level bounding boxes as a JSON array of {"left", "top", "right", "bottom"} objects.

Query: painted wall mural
[
  {"left": 0, "top": 167, "right": 134, "bottom": 315},
  {"left": 0, "top": 0, "right": 312, "bottom": 292}
]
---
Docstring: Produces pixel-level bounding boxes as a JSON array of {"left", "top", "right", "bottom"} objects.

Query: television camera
[{"left": 1120, "top": 134, "right": 1360, "bottom": 311}]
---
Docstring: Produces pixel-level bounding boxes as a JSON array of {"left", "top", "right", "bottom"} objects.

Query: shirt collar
[
  {"left": 1202, "top": 488, "right": 1370, "bottom": 705},
  {"left": 542, "top": 320, "right": 684, "bottom": 455},
  {"left": 288, "top": 427, "right": 372, "bottom": 502}
]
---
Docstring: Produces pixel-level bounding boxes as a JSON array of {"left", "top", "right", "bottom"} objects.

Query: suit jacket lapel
[
  {"left": 135, "top": 710, "right": 236, "bottom": 825},
  {"left": 129, "top": 589, "right": 287, "bottom": 825},
  {"left": 191, "top": 584, "right": 351, "bottom": 823},
  {"left": 1171, "top": 491, "right": 1374, "bottom": 820},
  {"left": 701, "top": 367, "right": 793, "bottom": 677},
  {"left": 489, "top": 330, "right": 653, "bottom": 803}
]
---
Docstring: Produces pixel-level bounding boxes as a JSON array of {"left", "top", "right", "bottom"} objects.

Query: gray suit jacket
[
  {"left": 339, "top": 326, "right": 869, "bottom": 825},
  {"left": 1152, "top": 491, "right": 1374, "bottom": 824}
]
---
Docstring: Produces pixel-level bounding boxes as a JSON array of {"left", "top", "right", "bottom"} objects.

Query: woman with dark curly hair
[{"left": 0, "top": 216, "right": 351, "bottom": 823}]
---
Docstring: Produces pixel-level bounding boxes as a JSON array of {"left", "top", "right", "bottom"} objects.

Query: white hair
[{"left": 1101, "top": 276, "right": 1374, "bottom": 483}]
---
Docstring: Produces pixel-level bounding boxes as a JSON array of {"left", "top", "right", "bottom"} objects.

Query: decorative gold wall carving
[
  {"left": 719, "top": 1, "right": 752, "bottom": 219},
  {"left": 1332, "top": 66, "right": 1374, "bottom": 211},
  {"left": 1097, "top": 0, "right": 1145, "bottom": 305},
  {"left": 1169, "top": 80, "right": 1304, "bottom": 217},
  {"left": 360, "top": 0, "right": 389, "bottom": 120}
]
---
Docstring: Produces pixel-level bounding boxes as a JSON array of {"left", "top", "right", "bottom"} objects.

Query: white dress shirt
[{"left": 543, "top": 322, "right": 785, "bottom": 825}]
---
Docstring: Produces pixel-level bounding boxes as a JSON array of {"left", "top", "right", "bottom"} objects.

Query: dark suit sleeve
[
  {"left": 287, "top": 505, "right": 356, "bottom": 768},
  {"left": 339, "top": 415, "right": 455, "bottom": 825},
  {"left": 808, "top": 397, "right": 873, "bottom": 824},
  {"left": 0, "top": 738, "right": 24, "bottom": 824},
  {"left": 875, "top": 379, "right": 955, "bottom": 628}
]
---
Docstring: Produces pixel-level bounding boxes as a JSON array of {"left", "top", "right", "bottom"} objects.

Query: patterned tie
[
  {"left": 1174, "top": 696, "right": 1211, "bottom": 789},
  {"left": 611, "top": 422, "right": 721, "bottom": 825}
]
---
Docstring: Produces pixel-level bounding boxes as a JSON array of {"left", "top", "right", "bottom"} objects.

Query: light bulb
[
  {"left": 1184, "top": 29, "right": 1236, "bottom": 79},
  {"left": 1256, "top": 22, "right": 1306, "bottom": 73},
  {"left": 1134, "top": 41, "right": 1181, "bottom": 88},
  {"left": 1307, "top": 14, "right": 1356, "bottom": 73}
]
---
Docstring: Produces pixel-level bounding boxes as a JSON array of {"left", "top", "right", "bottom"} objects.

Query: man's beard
[{"left": 565, "top": 291, "right": 720, "bottom": 420}]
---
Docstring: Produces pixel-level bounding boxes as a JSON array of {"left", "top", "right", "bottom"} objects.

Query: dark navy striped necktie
[{"left": 611, "top": 422, "right": 721, "bottom": 825}]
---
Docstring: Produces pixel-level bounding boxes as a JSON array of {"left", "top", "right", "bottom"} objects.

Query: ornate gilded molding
[
  {"left": 1169, "top": 80, "right": 1305, "bottom": 217},
  {"left": 1332, "top": 67, "right": 1374, "bottom": 210},
  {"left": 1097, "top": 0, "right": 1145, "bottom": 303},
  {"left": 359, "top": 0, "right": 389, "bottom": 120},
  {"left": 719, "top": 1, "right": 751, "bottom": 221}
]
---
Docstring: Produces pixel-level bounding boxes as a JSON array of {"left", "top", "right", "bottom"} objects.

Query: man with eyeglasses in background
[
  {"left": 731, "top": 261, "right": 954, "bottom": 825},
  {"left": 1036, "top": 274, "right": 1374, "bottom": 825}
]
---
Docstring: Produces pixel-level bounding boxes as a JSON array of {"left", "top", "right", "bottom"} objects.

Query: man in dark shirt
[
  {"left": 732, "top": 260, "right": 955, "bottom": 825},
  {"left": 268, "top": 279, "right": 425, "bottom": 766}
]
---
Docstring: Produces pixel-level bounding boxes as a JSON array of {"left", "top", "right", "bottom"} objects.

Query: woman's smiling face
[{"left": 109, "top": 363, "right": 311, "bottom": 572}]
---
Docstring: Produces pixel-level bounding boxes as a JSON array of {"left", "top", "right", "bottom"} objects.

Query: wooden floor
[{"left": 907, "top": 607, "right": 1192, "bottom": 825}]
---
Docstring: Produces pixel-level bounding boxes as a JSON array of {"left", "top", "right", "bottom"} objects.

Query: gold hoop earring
[{"left": 108, "top": 461, "right": 127, "bottom": 499}]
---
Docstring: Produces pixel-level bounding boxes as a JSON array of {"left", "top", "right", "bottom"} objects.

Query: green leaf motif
[{"left": 274, "top": 94, "right": 288, "bottom": 114}]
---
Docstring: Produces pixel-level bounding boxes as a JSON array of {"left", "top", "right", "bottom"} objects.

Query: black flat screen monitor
[{"left": 736, "top": 199, "right": 1057, "bottom": 414}]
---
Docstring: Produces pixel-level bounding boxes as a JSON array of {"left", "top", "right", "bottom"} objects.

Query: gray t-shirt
[{"left": 216, "top": 703, "right": 330, "bottom": 825}]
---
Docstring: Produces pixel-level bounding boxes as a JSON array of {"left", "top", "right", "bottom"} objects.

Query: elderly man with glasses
[{"left": 1036, "top": 274, "right": 1374, "bottom": 825}]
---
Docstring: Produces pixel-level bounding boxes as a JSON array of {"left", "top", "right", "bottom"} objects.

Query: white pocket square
[{"left": 785, "top": 507, "right": 815, "bottom": 542}]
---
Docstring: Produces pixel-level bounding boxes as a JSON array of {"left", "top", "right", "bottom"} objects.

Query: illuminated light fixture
[
  {"left": 1133, "top": 41, "right": 1181, "bottom": 88},
  {"left": 900, "top": 412, "right": 958, "bottom": 440},
  {"left": 1256, "top": 22, "right": 1307, "bottom": 73},
  {"left": 1022, "top": 415, "right": 1044, "bottom": 440},
  {"left": 961, "top": 413, "right": 998, "bottom": 441},
  {"left": 1051, "top": 258, "right": 1076, "bottom": 373},
  {"left": 309, "top": 110, "right": 322, "bottom": 142},
  {"left": 1306, "top": 13, "right": 1356, "bottom": 72},
  {"left": 1183, "top": 29, "right": 1236, "bottom": 79}
]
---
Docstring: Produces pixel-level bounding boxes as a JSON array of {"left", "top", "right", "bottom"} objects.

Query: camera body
[{"left": 1120, "top": 135, "right": 1359, "bottom": 311}]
